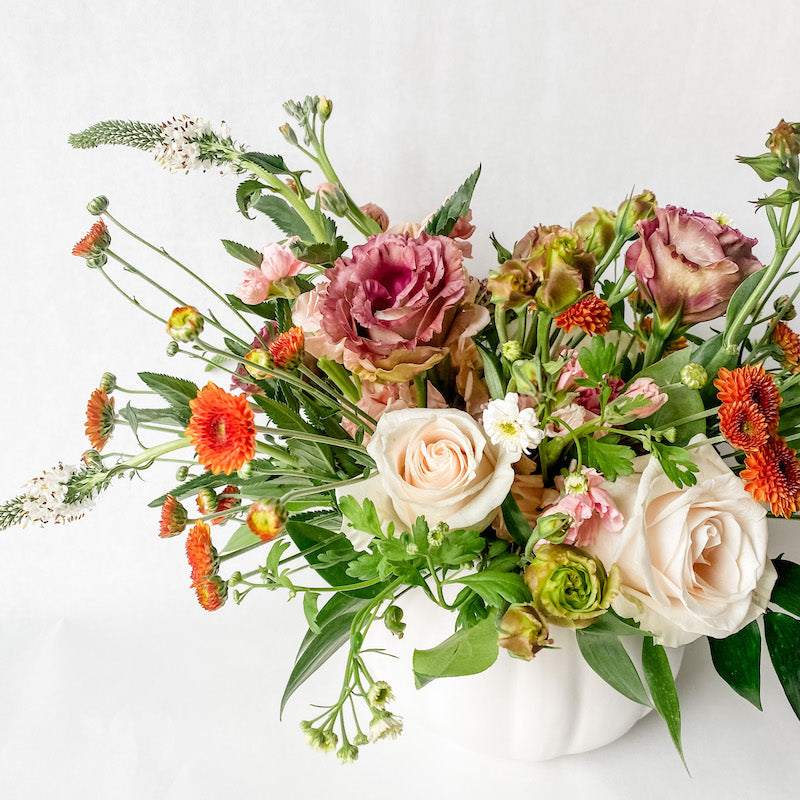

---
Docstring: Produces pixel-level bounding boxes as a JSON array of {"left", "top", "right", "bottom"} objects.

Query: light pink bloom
[
  {"left": 547, "top": 467, "right": 624, "bottom": 546},
  {"left": 235, "top": 268, "right": 271, "bottom": 304},
  {"left": 545, "top": 402, "right": 596, "bottom": 437},
  {"left": 260, "top": 239, "right": 305, "bottom": 281},
  {"left": 622, "top": 377, "right": 668, "bottom": 419},
  {"left": 360, "top": 203, "right": 390, "bottom": 232},
  {"left": 291, "top": 279, "right": 346, "bottom": 363}
]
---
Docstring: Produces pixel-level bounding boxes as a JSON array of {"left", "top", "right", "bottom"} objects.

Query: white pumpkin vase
[{"left": 372, "top": 593, "right": 685, "bottom": 762}]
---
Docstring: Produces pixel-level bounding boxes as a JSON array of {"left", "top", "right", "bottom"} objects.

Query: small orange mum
[
  {"left": 72, "top": 219, "right": 110, "bottom": 258},
  {"left": 186, "top": 521, "right": 218, "bottom": 581},
  {"left": 184, "top": 382, "right": 256, "bottom": 474},
  {"left": 555, "top": 294, "right": 612, "bottom": 335},
  {"left": 85, "top": 387, "right": 116, "bottom": 452},
  {"left": 772, "top": 321, "right": 800, "bottom": 374},
  {"left": 714, "top": 365, "right": 781, "bottom": 432},
  {"left": 246, "top": 500, "right": 287, "bottom": 542},
  {"left": 741, "top": 436, "right": 800, "bottom": 518},
  {"left": 192, "top": 575, "right": 228, "bottom": 611},
  {"left": 196, "top": 485, "right": 239, "bottom": 525},
  {"left": 718, "top": 401, "right": 770, "bottom": 452},
  {"left": 159, "top": 494, "right": 188, "bottom": 538},
  {"left": 268, "top": 326, "right": 305, "bottom": 369}
]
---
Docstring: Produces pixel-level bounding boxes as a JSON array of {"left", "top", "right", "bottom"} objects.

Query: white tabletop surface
[{"left": 1, "top": 2, "right": 800, "bottom": 797}]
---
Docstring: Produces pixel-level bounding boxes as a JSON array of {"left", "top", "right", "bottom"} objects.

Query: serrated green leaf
[
  {"left": 137, "top": 372, "right": 198, "bottom": 418},
  {"left": 221, "top": 239, "right": 262, "bottom": 267},
  {"left": 451, "top": 571, "right": 531, "bottom": 607},
  {"left": 649, "top": 441, "right": 699, "bottom": 488},
  {"left": 642, "top": 637, "right": 685, "bottom": 767},
  {"left": 575, "top": 630, "right": 651, "bottom": 706},
  {"left": 413, "top": 615, "right": 498, "bottom": 688},
  {"left": 338, "top": 496, "right": 383, "bottom": 539},
  {"left": 583, "top": 436, "right": 635, "bottom": 481},
  {"left": 236, "top": 179, "right": 264, "bottom": 219},
  {"left": 289, "top": 238, "right": 347, "bottom": 265},
  {"left": 764, "top": 609, "right": 800, "bottom": 721},
  {"left": 242, "top": 152, "right": 289, "bottom": 175},
  {"left": 253, "top": 194, "right": 314, "bottom": 241},
  {"left": 577, "top": 336, "right": 618, "bottom": 383},
  {"left": 424, "top": 166, "right": 481, "bottom": 237},
  {"left": 708, "top": 621, "right": 762, "bottom": 709},
  {"left": 771, "top": 556, "right": 800, "bottom": 617}
]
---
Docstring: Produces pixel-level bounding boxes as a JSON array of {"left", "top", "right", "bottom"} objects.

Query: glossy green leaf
[
  {"left": 500, "top": 492, "right": 533, "bottom": 548},
  {"left": 475, "top": 341, "right": 504, "bottom": 400},
  {"left": 642, "top": 637, "right": 685, "bottom": 766},
  {"left": 764, "top": 609, "right": 800, "bottom": 721},
  {"left": 424, "top": 166, "right": 481, "bottom": 237},
  {"left": 581, "top": 610, "right": 651, "bottom": 637},
  {"left": 220, "top": 523, "right": 261, "bottom": 554},
  {"left": 451, "top": 571, "right": 531, "bottom": 607},
  {"left": 708, "top": 621, "right": 762, "bottom": 709},
  {"left": 303, "top": 591, "right": 321, "bottom": 634},
  {"left": 575, "top": 631, "right": 650, "bottom": 706},
  {"left": 771, "top": 557, "right": 800, "bottom": 617}
]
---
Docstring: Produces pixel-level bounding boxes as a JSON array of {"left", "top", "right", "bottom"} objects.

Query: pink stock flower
[
  {"left": 547, "top": 467, "right": 624, "bottom": 546},
  {"left": 622, "top": 377, "right": 668, "bottom": 419},
  {"left": 315, "top": 232, "right": 489, "bottom": 382},
  {"left": 625, "top": 206, "right": 762, "bottom": 325},
  {"left": 234, "top": 240, "right": 305, "bottom": 305}
]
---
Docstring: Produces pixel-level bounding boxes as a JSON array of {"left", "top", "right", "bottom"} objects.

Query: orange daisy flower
[
  {"left": 184, "top": 382, "right": 256, "bottom": 474},
  {"left": 772, "top": 321, "right": 800, "bottom": 373},
  {"left": 72, "top": 219, "right": 111, "bottom": 258},
  {"left": 718, "top": 401, "right": 770, "bottom": 452},
  {"left": 192, "top": 575, "right": 228, "bottom": 611},
  {"left": 246, "top": 500, "right": 287, "bottom": 542},
  {"left": 85, "top": 387, "right": 116, "bottom": 452},
  {"left": 741, "top": 436, "right": 800, "bottom": 518},
  {"left": 714, "top": 365, "right": 781, "bottom": 432},
  {"left": 555, "top": 294, "right": 611, "bottom": 335},
  {"left": 186, "top": 521, "right": 218, "bottom": 581},
  {"left": 159, "top": 494, "right": 188, "bottom": 538},
  {"left": 268, "top": 326, "right": 305, "bottom": 369}
]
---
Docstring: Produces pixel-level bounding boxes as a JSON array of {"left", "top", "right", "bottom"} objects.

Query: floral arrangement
[{"left": 4, "top": 98, "right": 800, "bottom": 765}]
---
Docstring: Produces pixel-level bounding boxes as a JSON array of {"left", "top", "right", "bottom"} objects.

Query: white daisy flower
[
  {"left": 368, "top": 712, "right": 403, "bottom": 742},
  {"left": 482, "top": 392, "right": 545, "bottom": 458}
]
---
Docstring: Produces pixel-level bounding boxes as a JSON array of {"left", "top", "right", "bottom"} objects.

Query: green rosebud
[
  {"left": 318, "top": 96, "right": 333, "bottom": 120},
  {"left": 167, "top": 305, "right": 205, "bottom": 342},
  {"left": 774, "top": 294, "right": 797, "bottom": 321},
  {"left": 574, "top": 206, "right": 617, "bottom": 260},
  {"left": 498, "top": 604, "right": 551, "bottom": 661},
  {"left": 86, "top": 195, "right": 109, "bottom": 215},
  {"left": 766, "top": 119, "right": 800, "bottom": 159},
  {"left": 98, "top": 371, "right": 116, "bottom": 392},
  {"left": 680, "top": 362, "right": 708, "bottom": 389},
  {"left": 383, "top": 605, "right": 406, "bottom": 638},
  {"left": 501, "top": 339, "right": 522, "bottom": 362},
  {"left": 616, "top": 190, "right": 657, "bottom": 236},
  {"left": 487, "top": 259, "right": 538, "bottom": 309},
  {"left": 524, "top": 543, "right": 620, "bottom": 629}
]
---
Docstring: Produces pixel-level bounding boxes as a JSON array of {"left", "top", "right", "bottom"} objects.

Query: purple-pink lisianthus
[{"left": 625, "top": 206, "right": 762, "bottom": 325}]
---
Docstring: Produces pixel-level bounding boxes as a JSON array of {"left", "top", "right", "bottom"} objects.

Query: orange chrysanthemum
[
  {"left": 772, "top": 321, "right": 800, "bottom": 374},
  {"left": 714, "top": 365, "right": 781, "bottom": 432},
  {"left": 268, "top": 326, "right": 305, "bottom": 369},
  {"left": 718, "top": 401, "right": 770, "bottom": 452},
  {"left": 246, "top": 500, "right": 287, "bottom": 542},
  {"left": 72, "top": 219, "right": 110, "bottom": 258},
  {"left": 196, "top": 485, "right": 239, "bottom": 525},
  {"left": 186, "top": 521, "right": 218, "bottom": 581},
  {"left": 555, "top": 294, "right": 611, "bottom": 335},
  {"left": 192, "top": 575, "right": 228, "bottom": 611},
  {"left": 184, "top": 382, "right": 256, "bottom": 474},
  {"left": 85, "top": 387, "right": 116, "bottom": 452},
  {"left": 741, "top": 436, "right": 800, "bottom": 518},
  {"left": 159, "top": 494, "right": 188, "bottom": 538}
]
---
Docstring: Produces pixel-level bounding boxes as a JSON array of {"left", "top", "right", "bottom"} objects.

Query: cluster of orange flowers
[{"left": 716, "top": 364, "right": 800, "bottom": 517}]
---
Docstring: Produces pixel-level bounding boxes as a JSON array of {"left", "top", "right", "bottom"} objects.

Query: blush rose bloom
[
  {"left": 586, "top": 437, "right": 777, "bottom": 647},
  {"left": 625, "top": 206, "right": 762, "bottom": 324},
  {"left": 338, "top": 408, "right": 515, "bottom": 550}
]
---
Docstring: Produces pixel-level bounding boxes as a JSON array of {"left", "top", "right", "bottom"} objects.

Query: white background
[{"left": 1, "top": 1, "right": 800, "bottom": 797}]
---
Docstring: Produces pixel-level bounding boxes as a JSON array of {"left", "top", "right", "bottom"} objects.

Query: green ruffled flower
[
  {"left": 524, "top": 543, "right": 620, "bottom": 629},
  {"left": 498, "top": 604, "right": 551, "bottom": 661}
]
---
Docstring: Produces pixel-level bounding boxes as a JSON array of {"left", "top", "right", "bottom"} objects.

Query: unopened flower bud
[
  {"left": 406, "top": 542, "right": 419, "bottom": 556},
  {"left": 227, "top": 571, "right": 244, "bottom": 587},
  {"left": 767, "top": 119, "right": 800, "bottom": 159},
  {"left": 166, "top": 341, "right": 180, "bottom": 356},
  {"left": 279, "top": 123, "right": 298, "bottom": 145},
  {"left": 427, "top": 521, "right": 449, "bottom": 547},
  {"left": 167, "top": 305, "right": 205, "bottom": 342},
  {"left": 533, "top": 512, "right": 572, "bottom": 545},
  {"left": 680, "top": 362, "right": 708, "bottom": 389},
  {"left": 175, "top": 465, "right": 189, "bottom": 481},
  {"left": 737, "top": 153, "right": 787, "bottom": 182},
  {"left": 81, "top": 449, "right": 103, "bottom": 469},
  {"left": 616, "top": 190, "right": 657, "bottom": 236},
  {"left": 237, "top": 462, "right": 253, "bottom": 479},
  {"left": 86, "top": 195, "right": 109, "bottom": 215},
  {"left": 98, "top": 372, "right": 116, "bottom": 392},
  {"left": 245, "top": 348, "right": 272, "bottom": 380},
  {"left": 501, "top": 339, "right": 522, "bottom": 362},
  {"left": 72, "top": 219, "right": 111, "bottom": 259},
  {"left": 498, "top": 604, "right": 551, "bottom": 661},
  {"left": 337, "top": 744, "right": 358, "bottom": 764},
  {"left": 246, "top": 500, "right": 287, "bottom": 542},
  {"left": 316, "top": 182, "right": 348, "bottom": 216},
  {"left": 359, "top": 203, "right": 389, "bottom": 232},
  {"left": 268, "top": 326, "right": 305, "bottom": 370},
  {"left": 574, "top": 206, "right": 617, "bottom": 259},
  {"left": 775, "top": 295, "right": 797, "bottom": 321},
  {"left": 317, "top": 96, "right": 333, "bottom": 120},
  {"left": 85, "top": 253, "right": 108, "bottom": 269},
  {"left": 383, "top": 605, "right": 406, "bottom": 638},
  {"left": 196, "top": 487, "right": 218, "bottom": 517},
  {"left": 660, "top": 427, "right": 677, "bottom": 443}
]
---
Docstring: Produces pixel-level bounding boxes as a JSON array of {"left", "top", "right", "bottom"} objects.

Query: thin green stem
[
  {"left": 97, "top": 266, "right": 168, "bottom": 324},
  {"left": 281, "top": 473, "right": 372, "bottom": 503},
  {"left": 255, "top": 425, "right": 369, "bottom": 454}
]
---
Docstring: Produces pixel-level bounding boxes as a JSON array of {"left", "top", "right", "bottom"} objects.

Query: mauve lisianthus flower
[
  {"left": 625, "top": 206, "right": 762, "bottom": 325},
  {"left": 313, "top": 232, "right": 489, "bottom": 382}
]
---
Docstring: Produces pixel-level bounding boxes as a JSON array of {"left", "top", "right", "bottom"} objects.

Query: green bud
[
  {"left": 87, "top": 195, "right": 109, "bottom": 215},
  {"left": 167, "top": 305, "right": 205, "bottom": 342},
  {"left": 85, "top": 253, "right": 107, "bottom": 269},
  {"left": 337, "top": 744, "right": 359, "bottom": 764},
  {"left": 318, "top": 730, "right": 338, "bottom": 753},
  {"left": 524, "top": 543, "right": 620, "bottom": 629},
  {"left": 680, "top": 362, "right": 708, "bottom": 389},
  {"left": 501, "top": 339, "right": 522, "bottom": 361},
  {"left": 775, "top": 294, "right": 797, "bottom": 321},
  {"left": 166, "top": 341, "right": 180, "bottom": 357},
  {"left": 574, "top": 206, "right": 617, "bottom": 260},
  {"left": 498, "top": 604, "right": 551, "bottom": 661},
  {"left": 766, "top": 119, "right": 800, "bottom": 159},
  {"left": 98, "top": 371, "right": 117, "bottom": 392},
  {"left": 318, "top": 96, "right": 333, "bottom": 120},
  {"left": 616, "top": 190, "right": 657, "bottom": 236},
  {"left": 532, "top": 513, "right": 572, "bottom": 546},
  {"left": 383, "top": 605, "right": 406, "bottom": 638},
  {"left": 227, "top": 571, "right": 243, "bottom": 587},
  {"left": 237, "top": 461, "right": 253, "bottom": 479},
  {"left": 661, "top": 427, "right": 677, "bottom": 443},
  {"left": 279, "top": 123, "right": 298, "bottom": 145},
  {"left": 175, "top": 465, "right": 189, "bottom": 481},
  {"left": 427, "top": 521, "right": 449, "bottom": 547},
  {"left": 406, "top": 542, "right": 419, "bottom": 556},
  {"left": 737, "top": 153, "right": 788, "bottom": 182},
  {"left": 316, "top": 182, "right": 348, "bottom": 216},
  {"left": 81, "top": 449, "right": 103, "bottom": 470}
]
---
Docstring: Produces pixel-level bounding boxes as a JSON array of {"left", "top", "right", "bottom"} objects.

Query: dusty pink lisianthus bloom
[
  {"left": 314, "top": 232, "right": 489, "bottom": 382},
  {"left": 621, "top": 377, "right": 668, "bottom": 419},
  {"left": 234, "top": 240, "right": 305, "bottom": 304},
  {"left": 625, "top": 206, "right": 762, "bottom": 324}
]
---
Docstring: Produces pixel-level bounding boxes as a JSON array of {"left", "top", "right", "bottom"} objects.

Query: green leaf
[
  {"left": 584, "top": 435, "right": 635, "bottom": 481},
  {"left": 253, "top": 194, "right": 314, "bottom": 241},
  {"left": 489, "top": 232, "right": 512, "bottom": 263},
  {"left": 242, "top": 152, "right": 289, "bottom": 175},
  {"left": 338, "top": 496, "right": 383, "bottom": 539},
  {"left": 500, "top": 492, "right": 533, "bottom": 548},
  {"left": 577, "top": 336, "right": 619, "bottom": 383},
  {"left": 220, "top": 523, "right": 261, "bottom": 555},
  {"left": 221, "top": 239, "right": 262, "bottom": 267},
  {"left": 424, "top": 166, "right": 481, "bottom": 237},
  {"left": 235, "top": 179, "right": 264, "bottom": 219},
  {"left": 475, "top": 341, "right": 505, "bottom": 400},
  {"left": 641, "top": 637, "right": 685, "bottom": 766},
  {"left": 754, "top": 189, "right": 800, "bottom": 210},
  {"left": 575, "top": 630, "right": 651, "bottom": 706},
  {"left": 289, "top": 238, "right": 347, "bottom": 265},
  {"left": 581, "top": 610, "right": 652, "bottom": 637},
  {"left": 726, "top": 267, "right": 769, "bottom": 329},
  {"left": 451, "top": 572, "right": 531, "bottom": 607},
  {"left": 764, "top": 609, "right": 800, "bottom": 721},
  {"left": 708, "top": 621, "right": 762, "bottom": 709},
  {"left": 413, "top": 615, "right": 498, "bottom": 688},
  {"left": 303, "top": 592, "right": 321, "bottom": 634},
  {"left": 649, "top": 441, "right": 699, "bottom": 488},
  {"left": 137, "top": 372, "right": 198, "bottom": 416},
  {"left": 771, "top": 557, "right": 800, "bottom": 617}
]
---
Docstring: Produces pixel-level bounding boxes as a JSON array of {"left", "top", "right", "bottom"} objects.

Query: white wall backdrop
[{"left": 1, "top": 2, "right": 799, "bottom": 798}]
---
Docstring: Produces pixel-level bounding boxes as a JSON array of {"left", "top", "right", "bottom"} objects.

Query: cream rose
[
  {"left": 338, "top": 408, "right": 515, "bottom": 549},
  {"left": 587, "top": 437, "right": 777, "bottom": 647}
]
